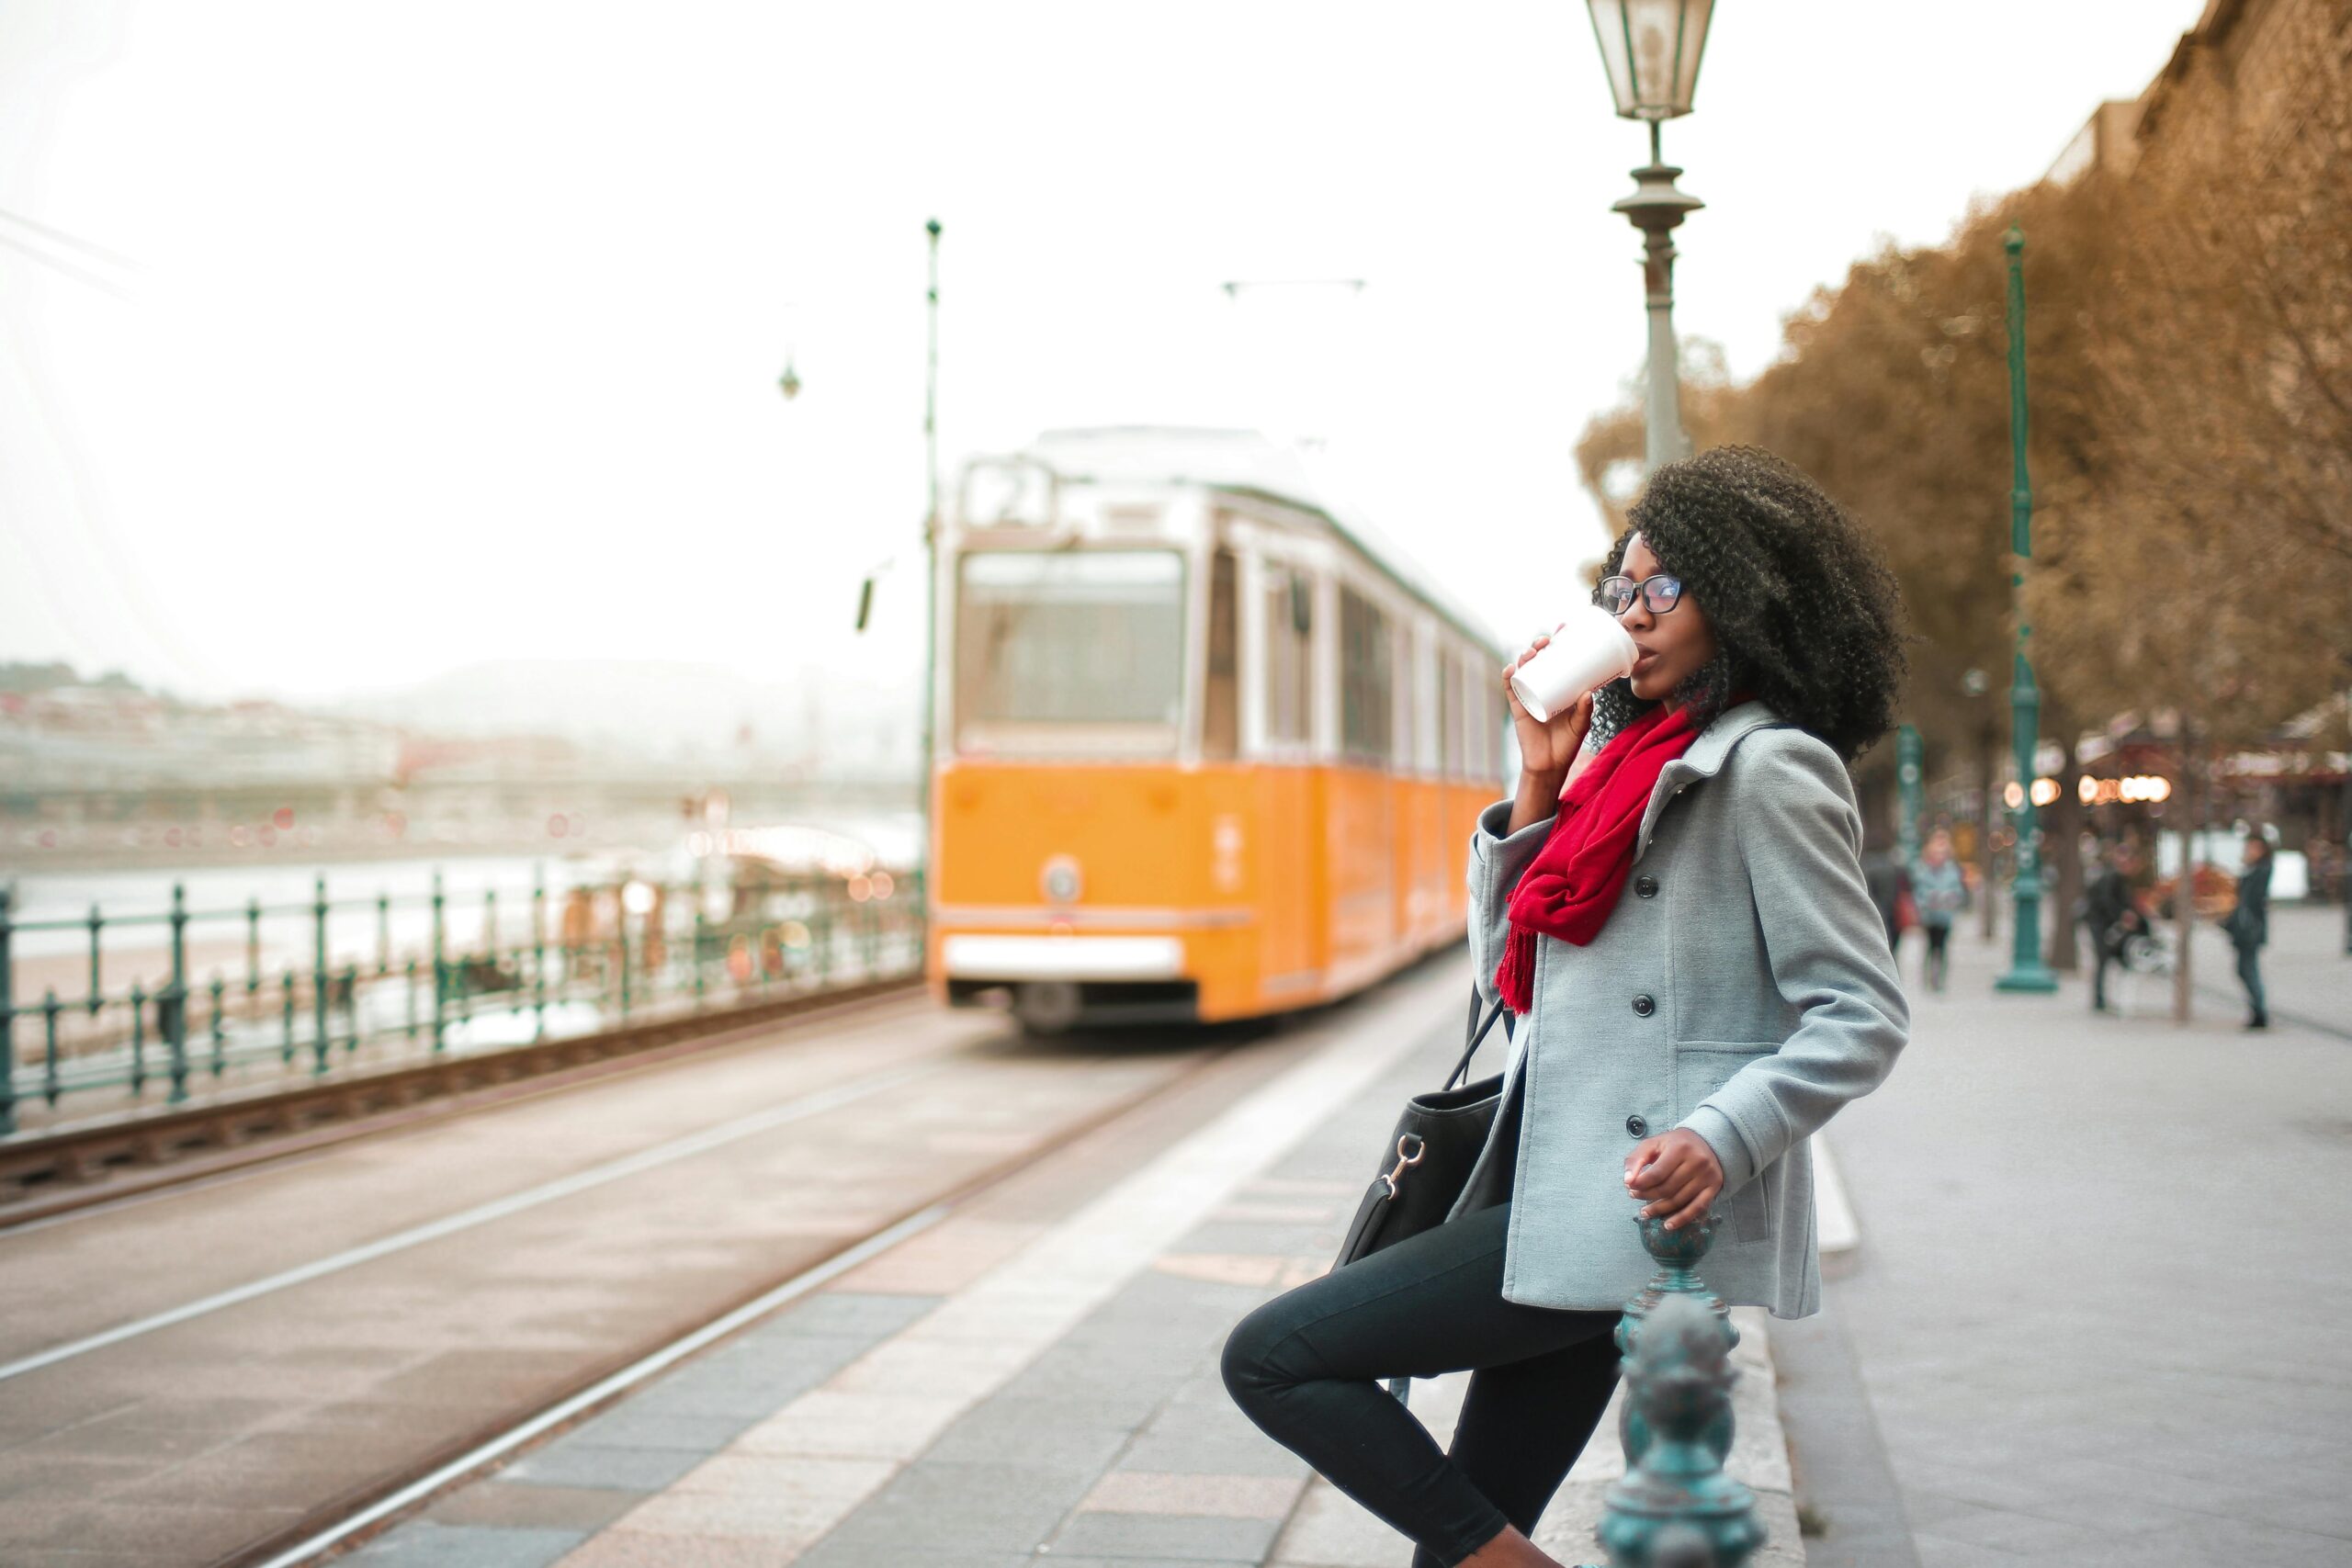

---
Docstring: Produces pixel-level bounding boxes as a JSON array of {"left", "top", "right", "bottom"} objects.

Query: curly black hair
[{"left": 1587, "top": 445, "right": 1909, "bottom": 764}]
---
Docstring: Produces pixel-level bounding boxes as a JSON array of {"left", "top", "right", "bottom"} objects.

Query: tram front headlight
[{"left": 1041, "top": 855, "right": 1082, "bottom": 905}]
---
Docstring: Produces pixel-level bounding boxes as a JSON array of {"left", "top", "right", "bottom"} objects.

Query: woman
[
  {"left": 1911, "top": 829, "right": 1967, "bottom": 993},
  {"left": 2222, "top": 833, "right": 2272, "bottom": 1030},
  {"left": 1221, "top": 446, "right": 1912, "bottom": 1568}
]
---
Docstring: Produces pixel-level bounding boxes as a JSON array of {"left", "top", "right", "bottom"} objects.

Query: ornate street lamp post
[
  {"left": 1584, "top": 0, "right": 1714, "bottom": 474},
  {"left": 1996, "top": 225, "right": 2058, "bottom": 993}
]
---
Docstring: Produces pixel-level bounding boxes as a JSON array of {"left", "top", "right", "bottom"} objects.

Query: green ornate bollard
[
  {"left": 1616, "top": 1213, "right": 1738, "bottom": 1359},
  {"left": 1569, "top": 1207, "right": 1766, "bottom": 1568},
  {"left": 1588, "top": 1293, "right": 1767, "bottom": 1568}
]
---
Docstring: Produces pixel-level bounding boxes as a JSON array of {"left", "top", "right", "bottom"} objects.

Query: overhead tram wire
[{"left": 0, "top": 206, "right": 138, "bottom": 299}]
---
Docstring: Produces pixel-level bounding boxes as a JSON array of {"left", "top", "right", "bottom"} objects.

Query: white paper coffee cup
[{"left": 1509, "top": 603, "right": 1639, "bottom": 723}]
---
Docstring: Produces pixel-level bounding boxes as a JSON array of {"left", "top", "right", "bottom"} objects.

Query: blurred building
[{"left": 2049, "top": 0, "right": 2345, "bottom": 188}]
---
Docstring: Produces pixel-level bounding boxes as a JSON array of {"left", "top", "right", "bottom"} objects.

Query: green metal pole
[
  {"left": 43, "top": 989, "right": 61, "bottom": 1107},
  {"left": 1996, "top": 225, "right": 2058, "bottom": 994},
  {"left": 166, "top": 883, "right": 190, "bottom": 1102},
  {"left": 1896, "top": 725, "right": 1924, "bottom": 874},
  {"left": 312, "top": 875, "right": 333, "bottom": 1073},
  {"left": 616, "top": 881, "right": 633, "bottom": 1021},
  {"left": 430, "top": 871, "right": 448, "bottom": 1053},
  {"left": 531, "top": 864, "right": 548, "bottom": 1041}
]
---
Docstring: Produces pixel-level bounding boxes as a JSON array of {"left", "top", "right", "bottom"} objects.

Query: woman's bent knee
[{"left": 1220, "top": 1295, "right": 1306, "bottom": 1416}]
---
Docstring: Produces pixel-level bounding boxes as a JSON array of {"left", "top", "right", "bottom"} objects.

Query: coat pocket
[
  {"left": 1672, "top": 1042, "right": 1781, "bottom": 1247},
  {"left": 1671, "top": 1041, "right": 1779, "bottom": 1122}
]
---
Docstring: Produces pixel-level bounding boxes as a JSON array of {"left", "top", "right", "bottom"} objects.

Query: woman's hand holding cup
[{"left": 1503, "top": 625, "right": 1595, "bottom": 784}]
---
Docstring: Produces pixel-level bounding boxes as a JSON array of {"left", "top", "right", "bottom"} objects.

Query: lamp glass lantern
[{"left": 1585, "top": 0, "right": 1714, "bottom": 120}]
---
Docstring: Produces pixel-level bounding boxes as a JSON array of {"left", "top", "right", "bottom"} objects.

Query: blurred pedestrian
[
  {"left": 2222, "top": 833, "right": 2271, "bottom": 1030},
  {"left": 2082, "top": 840, "right": 2149, "bottom": 1013},
  {"left": 1910, "top": 828, "right": 1966, "bottom": 992},
  {"left": 1222, "top": 446, "right": 1911, "bottom": 1568}
]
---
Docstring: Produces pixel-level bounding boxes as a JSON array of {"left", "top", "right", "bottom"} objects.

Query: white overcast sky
[{"left": 2, "top": 2, "right": 2198, "bottom": 708}]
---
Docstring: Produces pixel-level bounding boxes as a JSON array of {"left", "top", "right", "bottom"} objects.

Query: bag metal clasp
[{"left": 1379, "top": 1134, "right": 1426, "bottom": 1200}]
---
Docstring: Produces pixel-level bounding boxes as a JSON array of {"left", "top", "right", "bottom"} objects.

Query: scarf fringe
[{"left": 1495, "top": 926, "right": 1538, "bottom": 1016}]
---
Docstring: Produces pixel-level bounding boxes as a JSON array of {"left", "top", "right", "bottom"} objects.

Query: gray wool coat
[{"left": 1446, "top": 697, "right": 1909, "bottom": 1319}]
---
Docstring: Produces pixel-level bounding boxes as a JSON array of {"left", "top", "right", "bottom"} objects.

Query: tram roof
[{"left": 1012, "top": 426, "right": 1507, "bottom": 660}]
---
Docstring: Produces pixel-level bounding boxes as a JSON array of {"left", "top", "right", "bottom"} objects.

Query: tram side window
[
  {"left": 1393, "top": 622, "right": 1416, "bottom": 771},
  {"left": 1462, "top": 651, "right": 1483, "bottom": 781},
  {"left": 1467, "top": 656, "right": 1487, "bottom": 781},
  {"left": 1438, "top": 648, "right": 1460, "bottom": 778},
  {"left": 1261, "top": 564, "right": 1313, "bottom": 747},
  {"left": 1459, "top": 649, "right": 1477, "bottom": 780},
  {"left": 1204, "top": 548, "right": 1238, "bottom": 761},
  {"left": 1339, "top": 585, "right": 1392, "bottom": 765}
]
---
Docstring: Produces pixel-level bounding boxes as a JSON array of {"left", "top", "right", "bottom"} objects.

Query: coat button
[
  {"left": 1634, "top": 874, "right": 1658, "bottom": 898},
  {"left": 1631, "top": 993, "right": 1655, "bottom": 1017},
  {"left": 1626, "top": 1114, "right": 1647, "bottom": 1138}
]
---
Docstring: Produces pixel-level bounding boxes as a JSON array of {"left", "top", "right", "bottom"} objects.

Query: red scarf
[{"left": 1492, "top": 701, "right": 1708, "bottom": 1015}]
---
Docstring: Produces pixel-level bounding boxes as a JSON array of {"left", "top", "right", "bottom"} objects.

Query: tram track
[
  {"left": 0, "top": 976, "right": 924, "bottom": 1232},
  {"left": 250, "top": 1201, "right": 956, "bottom": 1568},
  {"left": 235, "top": 1024, "right": 1283, "bottom": 1568},
  {"left": 0, "top": 1056, "right": 949, "bottom": 1385},
  {"left": 0, "top": 984, "right": 1329, "bottom": 1568}
]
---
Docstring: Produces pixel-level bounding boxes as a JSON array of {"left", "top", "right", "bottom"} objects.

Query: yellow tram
[{"left": 927, "top": 427, "right": 1511, "bottom": 1032}]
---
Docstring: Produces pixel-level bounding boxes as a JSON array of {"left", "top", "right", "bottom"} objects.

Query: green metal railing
[{"left": 0, "top": 863, "right": 926, "bottom": 1136}]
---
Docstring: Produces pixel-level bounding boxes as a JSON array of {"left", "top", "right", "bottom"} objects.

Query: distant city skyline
[{"left": 3, "top": 2, "right": 2201, "bottom": 706}]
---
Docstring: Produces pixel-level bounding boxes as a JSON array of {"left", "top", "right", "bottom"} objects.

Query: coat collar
[{"left": 1634, "top": 698, "right": 1790, "bottom": 863}]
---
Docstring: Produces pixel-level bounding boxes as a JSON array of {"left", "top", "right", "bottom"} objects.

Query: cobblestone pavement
[
  {"left": 1812, "top": 904, "right": 2352, "bottom": 1568},
  {"left": 345, "top": 955, "right": 1806, "bottom": 1568}
]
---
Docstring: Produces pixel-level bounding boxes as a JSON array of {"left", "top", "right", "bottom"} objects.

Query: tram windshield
[{"left": 955, "top": 549, "right": 1186, "bottom": 757}]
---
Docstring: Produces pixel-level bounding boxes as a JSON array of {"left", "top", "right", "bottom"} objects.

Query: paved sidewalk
[
  {"left": 345, "top": 958, "right": 1805, "bottom": 1568},
  {"left": 1809, "top": 904, "right": 2352, "bottom": 1568}
]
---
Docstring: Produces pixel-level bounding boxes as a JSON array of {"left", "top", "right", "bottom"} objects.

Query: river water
[{"left": 2, "top": 811, "right": 922, "bottom": 971}]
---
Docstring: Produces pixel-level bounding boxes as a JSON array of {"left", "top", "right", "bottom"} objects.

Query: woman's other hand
[
  {"left": 1623, "top": 1129, "right": 1724, "bottom": 1231},
  {"left": 1501, "top": 627, "right": 1596, "bottom": 783}
]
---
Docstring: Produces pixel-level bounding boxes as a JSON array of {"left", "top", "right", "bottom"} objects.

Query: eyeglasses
[{"left": 1596, "top": 572, "right": 1684, "bottom": 616}]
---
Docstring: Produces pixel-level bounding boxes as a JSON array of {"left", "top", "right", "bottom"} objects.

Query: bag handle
[{"left": 1446, "top": 987, "right": 1512, "bottom": 1092}]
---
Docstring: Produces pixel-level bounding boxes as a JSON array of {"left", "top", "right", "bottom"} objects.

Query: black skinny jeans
[{"left": 1219, "top": 1199, "right": 1622, "bottom": 1566}]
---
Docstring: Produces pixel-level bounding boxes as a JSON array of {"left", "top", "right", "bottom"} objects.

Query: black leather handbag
[{"left": 1331, "top": 987, "right": 1516, "bottom": 1272}]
